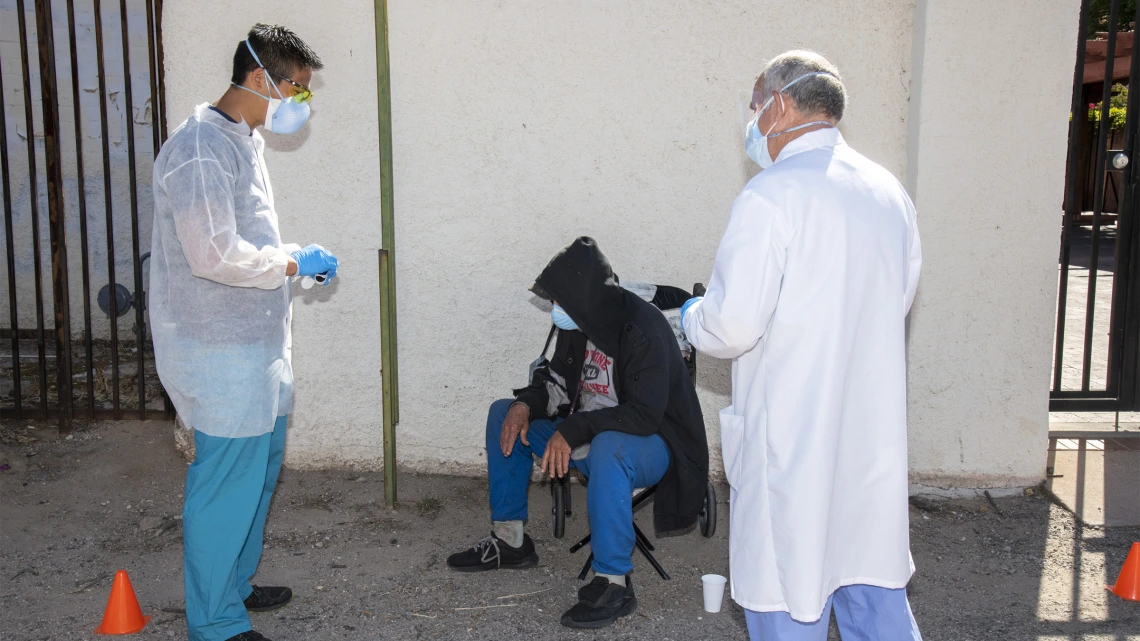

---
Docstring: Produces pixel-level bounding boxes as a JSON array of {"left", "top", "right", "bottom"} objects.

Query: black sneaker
[
  {"left": 243, "top": 585, "right": 292, "bottom": 612},
  {"left": 561, "top": 575, "right": 637, "bottom": 629},
  {"left": 224, "top": 632, "right": 272, "bottom": 641},
  {"left": 447, "top": 533, "right": 539, "bottom": 572}
]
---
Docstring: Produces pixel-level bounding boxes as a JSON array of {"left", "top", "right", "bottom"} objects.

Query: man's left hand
[{"left": 541, "top": 431, "right": 572, "bottom": 479}]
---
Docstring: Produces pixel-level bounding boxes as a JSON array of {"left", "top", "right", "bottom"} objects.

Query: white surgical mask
[
  {"left": 745, "top": 71, "right": 836, "bottom": 169},
  {"left": 231, "top": 40, "right": 311, "bottom": 135}
]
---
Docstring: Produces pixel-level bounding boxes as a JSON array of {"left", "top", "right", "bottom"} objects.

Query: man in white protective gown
[
  {"left": 150, "top": 24, "right": 339, "bottom": 641},
  {"left": 680, "top": 50, "right": 923, "bottom": 641}
]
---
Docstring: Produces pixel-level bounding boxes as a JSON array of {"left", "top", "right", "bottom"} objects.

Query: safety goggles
[
  {"left": 244, "top": 40, "right": 314, "bottom": 103},
  {"left": 270, "top": 72, "right": 314, "bottom": 103}
]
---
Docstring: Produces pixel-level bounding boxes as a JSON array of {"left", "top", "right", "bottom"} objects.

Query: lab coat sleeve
[
  {"left": 683, "top": 190, "right": 792, "bottom": 360},
  {"left": 161, "top": 149, "right": 291, "bottom": 290},
  {"left": 903, "top": 197, "right": 922, "bottom": 315},
  {"left": 555, "top": 333, "right": 669, "bottom": 449}
]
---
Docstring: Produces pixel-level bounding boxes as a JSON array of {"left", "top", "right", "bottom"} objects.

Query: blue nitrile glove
[
  {"left": 680, "top": 296, "right": 703, "bottom": 326},
  {"left": 291, "top": 244, "right": 339, "bottom": 281}
]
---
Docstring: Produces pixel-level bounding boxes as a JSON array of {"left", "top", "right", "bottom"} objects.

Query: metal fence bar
[
  {"left": 1103, "top": 4, "right": 1140, "bottom": 406},
  {"left": 1080, "top": 0, "right": 1122, "bottom": 392},
  {"left": 93, "top": 0, "right": 122, "bottom": 417},
  {"left": 154, "top": 0, "right": 171, "bottom": 419},
  {"left": 118, "top": 0, "right": 147, "bottom": 416},
  {"left": 1117, "top": 6, "right": 1140, "bottom": 408},
  {"left": 65, "top": 0, "right": 96, "bottom": 417},
  {"left": 36, "top": 0, "right": 75, "bottom": 430},
  {"left": 1054, "top": 0, "right": 1092, "bottom": 395},
  {"left": 144, "top": 0, "right": 160, "bottom": 158},
  {"left": 154, "top": 0, "right": 168, "bottom": 143},
  {"left": 0, "top": 70, "right": 21, "bottom": 417},
  {"left": 0, "top": 407, "right": 171, "bottom": 421},
  {"left": 16, "top": 0, "right": 51, "bottom": 417}
]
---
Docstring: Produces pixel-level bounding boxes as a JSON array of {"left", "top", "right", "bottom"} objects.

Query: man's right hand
[
  {"left": 500, "top": 403, "right": 530, "bottom": 457},
  {"left": 291, "top": 244, "right": 339, "bottom": 279}
]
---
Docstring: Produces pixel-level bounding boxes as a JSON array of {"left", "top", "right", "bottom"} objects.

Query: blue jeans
[
  {"left": 183, "top": 415, "right": 287, "bottom": 641},
  {"left": 746, "top": 585, "right": 923, "bottom": 641},
  {"left": 485, "top": 398, "right": 671, "bottom": 576}
]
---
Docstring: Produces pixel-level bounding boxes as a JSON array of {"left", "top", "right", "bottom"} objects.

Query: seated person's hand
[
  {"left": 541, "top": 431, "right": 572, "bottom": 479},
  {"left": 500, "top": 402, "right": 531, "bottom": 457}
]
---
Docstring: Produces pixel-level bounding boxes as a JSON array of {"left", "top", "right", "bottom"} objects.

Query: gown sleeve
[{"left": 159, "top": 133, "right": 292, "bottom": 290}]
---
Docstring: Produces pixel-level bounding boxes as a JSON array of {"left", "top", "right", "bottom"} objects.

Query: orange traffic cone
[
  {"left": 1107, "top": 542, "right": 1140, "bottom": 602},
  {"left": 94, "top": 570, "right": 151, "bottom": 635}
]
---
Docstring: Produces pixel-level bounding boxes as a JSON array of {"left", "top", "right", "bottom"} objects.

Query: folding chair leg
[
  {"left": 578, "top": 553, "right": 594, "bottom": 581},
  {"left": 636, "top": 537, "right": 671, "bottom": 581},
  {"left": 632, "top": 522, "right": 655, "bottom": 552},
  {"left": 569, "top": 533, "right": 591, "bottom": 554}
]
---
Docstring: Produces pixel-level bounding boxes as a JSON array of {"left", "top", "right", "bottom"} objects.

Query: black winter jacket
[{"left": 512, "top": 237, "right": 709, "bottom": 534}]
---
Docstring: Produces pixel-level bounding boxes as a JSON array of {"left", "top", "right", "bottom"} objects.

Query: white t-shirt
[{"left": 577, "top": 340, "right": 618, "bottom": 412}]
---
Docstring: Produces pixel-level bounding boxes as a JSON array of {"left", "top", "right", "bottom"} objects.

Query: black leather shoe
[
  {"left": 447, "top": 533, "right": 539, "bottom": 572},
  {"left": 561, "top": 575, "right": 637, "bottom": 629},
  {"left": 243, "top": 585, "right": 292, "bottom": 612},
  {"left": 224, "top": 631, "right": 272, "bottom": 641}
]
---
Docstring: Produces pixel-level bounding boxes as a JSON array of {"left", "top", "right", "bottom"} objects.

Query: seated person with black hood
[{"left": 447, "top": 237, "right": 710, "bottom": 629}]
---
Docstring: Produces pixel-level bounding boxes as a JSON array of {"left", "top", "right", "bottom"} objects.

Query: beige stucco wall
[
  {"left": 159, "top": 0, "right": 1080, "bottom": 489},
  {"left": 903, "top": 0, "right": 1079, "bottom": 489}
]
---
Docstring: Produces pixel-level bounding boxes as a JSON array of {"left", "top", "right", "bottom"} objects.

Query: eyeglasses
[{"left": 268, "top": 71, "right": 313, "bottom": 103}]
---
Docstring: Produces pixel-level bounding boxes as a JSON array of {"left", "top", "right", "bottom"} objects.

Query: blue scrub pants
[
  {"left": 746, "top": 585, "right": 923, "bottom": 641},
  {"left": 485, "top": 398, "right": 671, "bottom": 577},
  {"left": 183, "top": 415, "right": 287, "bottom": 641}
]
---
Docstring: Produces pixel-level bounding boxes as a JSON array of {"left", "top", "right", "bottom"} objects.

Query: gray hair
[{"left": 757, "top": 50, "right": 847, "bottom": 122}]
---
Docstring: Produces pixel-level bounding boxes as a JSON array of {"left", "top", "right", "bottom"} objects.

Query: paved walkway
[{"left": 1051, "top": 225, "right": 1140, "bottom": 429}]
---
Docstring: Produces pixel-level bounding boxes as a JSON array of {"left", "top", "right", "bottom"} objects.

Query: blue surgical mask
[
  {"left": 745, "top": 71, "right": 836, "bottom": 168},
  {"left": 551, "top": 304, "right": 579, "bottom": 331},
  {"left": 231, "top": 40, "right": 311, "bottom": 135}
]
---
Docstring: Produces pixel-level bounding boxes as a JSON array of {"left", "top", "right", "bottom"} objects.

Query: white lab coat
[
  {"left": 683, "top": 128, "right": 921, "bottom": 622},
  {"left": 150, "top": 103, "right": 301, "bottom": 438}
]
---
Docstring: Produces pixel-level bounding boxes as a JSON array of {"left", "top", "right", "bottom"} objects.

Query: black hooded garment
[{"left": 513, "top": 237, "right": 710, "bottom": 534}]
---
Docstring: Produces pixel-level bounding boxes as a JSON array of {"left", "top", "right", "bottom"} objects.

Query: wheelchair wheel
[
  {"left": 552, "top": 480, "right": 566, "bottom": 539},
  {"left": 699, "top": 482, "right": 717, "bottom": 538}
]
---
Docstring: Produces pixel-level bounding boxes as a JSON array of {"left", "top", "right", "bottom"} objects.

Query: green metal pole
[
  {"left": 374, "top": 0, "right": 399, "bottom": 425},
  {"left": 374, "top": 0, "right": 398, "bottom": 505},
  {"left": 379, "top": 249, "right": 396, "bottom": 507}
]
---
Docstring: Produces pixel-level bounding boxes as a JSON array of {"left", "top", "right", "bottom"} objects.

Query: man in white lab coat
[{"left": 681, "top": 51, "right": 923, "bottom": 640}]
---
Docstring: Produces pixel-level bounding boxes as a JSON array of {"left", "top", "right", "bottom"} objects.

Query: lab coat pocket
[{"left": 719, "top": 408, "right": 745, "bottom": 489}]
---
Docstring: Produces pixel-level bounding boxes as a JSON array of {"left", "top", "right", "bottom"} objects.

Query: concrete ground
[
  {"left": 1, "top": 420, "right": 1138, "bottom": 641},
  {"left": 1046, "top": 437, "right": 1140, "bottom": 527}
]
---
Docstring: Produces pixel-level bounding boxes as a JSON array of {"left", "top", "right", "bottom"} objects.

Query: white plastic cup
[
  {"left": 300, "top": 273, "right": 329, "bottom": 290},
  {"left": 701, "top": 574, "right": 728, "bottom": 613}
]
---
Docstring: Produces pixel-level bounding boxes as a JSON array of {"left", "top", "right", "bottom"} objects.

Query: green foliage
[
  {"left": 1087, "top": 0, "right": 1138, "bottom": 38},
  {"left": 1088, "top": 84, "right": 1129, "bottom": 130}
]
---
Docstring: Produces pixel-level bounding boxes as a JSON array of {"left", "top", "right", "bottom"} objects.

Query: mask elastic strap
[
  {"left": 243, "top": 39, "right": 288, "bottom": 101},
  {"left": 765, "top": 120, "right": 834, "bottom": 139},
  {"left": 231, "top": 82, "right": 269, "bottom": 101},
  {"left": 758, "top": 70, "right": 836, "bottom": 124},
  {"left": 758, "top": 70, "right": 838, "bottom": 137}
]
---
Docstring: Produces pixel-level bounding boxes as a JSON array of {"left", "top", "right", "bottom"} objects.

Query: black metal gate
[
  {"left": 1, "top": 0, "right": 170, "bottom": 429},
  {"left": 1052, "top": 0, "right": 1140, "bottom": 412}
]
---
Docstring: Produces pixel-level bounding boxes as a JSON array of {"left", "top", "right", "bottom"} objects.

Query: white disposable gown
[
  {"left": 682, "top": 128, "right": 922, "bottom": 622},
  {"left": 150, "top": 103, "right": 301, "bottom": 438}
]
